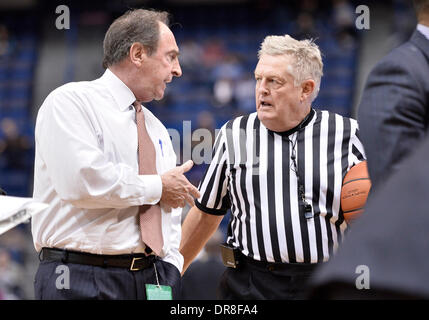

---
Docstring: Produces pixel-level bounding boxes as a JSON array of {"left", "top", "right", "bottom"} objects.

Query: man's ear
[
  {"left": 129, "top": 42, "right": 147, "bottom": 67},
  {"left": 300, "top": 79, "right": 316, "bottom": 102}
]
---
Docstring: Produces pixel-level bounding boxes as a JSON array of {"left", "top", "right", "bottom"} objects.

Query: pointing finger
[{"left": 179, "top": 160, "right": 194, "bottom": 173}]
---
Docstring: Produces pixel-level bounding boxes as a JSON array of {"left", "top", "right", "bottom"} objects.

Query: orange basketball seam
[
  {"left": 342, "top": 207, "right": 364, "bottom": 213},
  {"left": 342, "top": 177, "right": 370, "bottom": 186}
]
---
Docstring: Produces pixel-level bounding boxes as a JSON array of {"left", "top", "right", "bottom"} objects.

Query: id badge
[
  {"left": 145, "top": 284, "right": 172, "bottom": 300},
  {"left": 145, "top": 261, "right": 173, "bottom": 300}
]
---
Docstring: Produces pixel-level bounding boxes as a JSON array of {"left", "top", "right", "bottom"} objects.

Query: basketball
[{"left": 341, "top": 161, "right": 371, "bottom": 223}]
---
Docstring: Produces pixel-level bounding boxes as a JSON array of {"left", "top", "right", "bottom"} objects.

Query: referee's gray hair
[
  {"left": 258, "top": 34, "right": 323, "bottom": 102},
  {"left": 102, "top": 9, "right": 170, "bottom": 69}
]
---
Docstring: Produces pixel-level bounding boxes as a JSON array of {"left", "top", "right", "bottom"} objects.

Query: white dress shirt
[
  {"left": 32, "top": 69, "right": 183, "bottom": 272},
  {"left": 417, "top": 24, "right": 429, "bottom": 41}
]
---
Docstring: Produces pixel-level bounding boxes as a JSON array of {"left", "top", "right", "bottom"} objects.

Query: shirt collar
[
  {"left": 267, "top": 108, "right": 315, "bottom": 137},
  {"left": 99, "top": 68, "right": 136, "bottom": 111},
  {"left": 417, "top": 24, "right": 429, "bottom": 41}
]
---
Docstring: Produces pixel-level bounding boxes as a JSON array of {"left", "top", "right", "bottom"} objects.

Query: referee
[{"left": 180, "top": 34, "right": 366, "bottom": 299}]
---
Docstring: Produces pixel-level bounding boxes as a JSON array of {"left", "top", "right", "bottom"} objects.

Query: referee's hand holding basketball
[{"left": 160, "top": 160, "right": 200, "bottom": 208}]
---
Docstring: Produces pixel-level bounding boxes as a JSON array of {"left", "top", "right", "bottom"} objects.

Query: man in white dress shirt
[{"left": 32, "top": 9, "right": 199, "bottom": 300}]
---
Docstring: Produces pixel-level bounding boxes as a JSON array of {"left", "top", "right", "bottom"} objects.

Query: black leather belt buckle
[
  {"left": 129, "top": 255, "right": 155, "bottom": 271},
  {"left": 130, "top": 257, "right": 146, "bottom": 271}
]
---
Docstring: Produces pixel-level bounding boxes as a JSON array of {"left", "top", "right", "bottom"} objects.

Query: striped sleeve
[
  {"left": 195, "top": 123, "right": 231, "bottom": 215},
  {"left": 349, "top": 119, "right": 366, "bottom": 166}
]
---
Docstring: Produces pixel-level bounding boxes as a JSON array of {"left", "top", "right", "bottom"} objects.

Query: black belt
[
  {"left": 238, "top": 251, "right": 319, "bottom": 273},
  {"left": 40, "top": 247, "right": 155, "bottom": 271}
]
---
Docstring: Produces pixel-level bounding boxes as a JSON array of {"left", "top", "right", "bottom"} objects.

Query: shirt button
[{"left": 267, "top": 265, "right": 275, "bottom": 272}]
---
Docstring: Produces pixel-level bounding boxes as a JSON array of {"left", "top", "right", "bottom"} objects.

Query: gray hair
[
  {"left": 258, "top": 34, "right": 323, "bottom": 102},
  {"left": 102, "top": 9, "right": 170, "bottom": 69},
  {"left": 413, "top": 0, "right": 429, "bottom": 15}
]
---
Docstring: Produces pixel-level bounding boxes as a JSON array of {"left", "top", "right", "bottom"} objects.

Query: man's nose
[
  {"left": 257, "top": 79, "right": 269, "bottom": 95},
  {"left": 172, "top": 60, "right": 182, "bottom": 77}
]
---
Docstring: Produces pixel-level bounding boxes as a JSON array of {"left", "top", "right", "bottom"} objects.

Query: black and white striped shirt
[{"left": 195, "top": 109, "right": 366, "bottom": 264}]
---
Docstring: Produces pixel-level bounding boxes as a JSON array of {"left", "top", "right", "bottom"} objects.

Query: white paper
[{"left": 0, "top": 195, "right": 49, "bottom": 235}]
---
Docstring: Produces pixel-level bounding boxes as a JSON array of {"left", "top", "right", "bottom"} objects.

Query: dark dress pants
[
  {"left": 218, "top": 259, "right": 318, "bottom": 300},
  {"left": 34, "top": 258, "right": 181, "bottom": 300}
]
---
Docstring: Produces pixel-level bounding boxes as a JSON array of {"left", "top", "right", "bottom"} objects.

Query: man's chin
[
  {"left": 154, "top": 91, "right": 165, "bottom": 101},
  {"left": 257, "top": 109, "right": 276, "bottom": 122},
  {"left": 257, "top": 111, "right": 284, "bottom": 131}
]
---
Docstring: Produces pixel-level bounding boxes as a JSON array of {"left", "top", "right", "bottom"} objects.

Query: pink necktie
[{"left": 133, "top": 101, "right": 163, "bottom": 256}]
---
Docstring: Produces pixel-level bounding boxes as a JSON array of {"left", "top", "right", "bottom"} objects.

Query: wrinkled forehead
[
  {"left": 254, "top": 54, "right": 295, "bottom": 78},
  {"left": 157, "top": 21, "right": 179, "bottom": 52}
]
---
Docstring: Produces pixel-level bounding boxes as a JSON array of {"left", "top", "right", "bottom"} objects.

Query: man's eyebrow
[
  {"left": 168, "top": 49, "right": 180, "bottom": 56},
  {"left": 254, "top": 72, "right": 281, "bottom": 79}
]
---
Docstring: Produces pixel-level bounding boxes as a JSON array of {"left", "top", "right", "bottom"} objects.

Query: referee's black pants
[
  {"left": 218, "top": 256, "right": 318, "bottom": 300},
  {"left": 34, "top": 250, "right": 182, "bottom": 300}
]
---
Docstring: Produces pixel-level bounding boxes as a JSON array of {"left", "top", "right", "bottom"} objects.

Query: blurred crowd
[{"left": 0, "top": 118, "right": 35, "bottom": 300}]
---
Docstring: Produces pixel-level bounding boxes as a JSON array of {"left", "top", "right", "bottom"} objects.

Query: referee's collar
[{"left": 268, "top": 108, "right": 315, "bottom": 137}]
